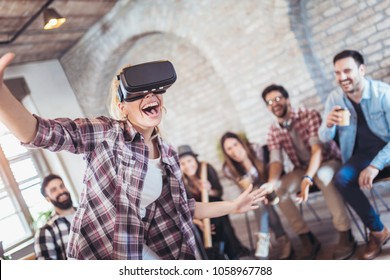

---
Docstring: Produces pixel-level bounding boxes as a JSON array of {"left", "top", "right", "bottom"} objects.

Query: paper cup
[{"left": 336, "top": 108, "right": 350, "bottom": 126}]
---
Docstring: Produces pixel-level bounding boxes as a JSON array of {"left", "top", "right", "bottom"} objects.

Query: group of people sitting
[
  {"left": 3, "top": 49, "right": 388, "bottom": 260},
  {"left": 177, "top": 49, "right": 390, "bottom": 260}
]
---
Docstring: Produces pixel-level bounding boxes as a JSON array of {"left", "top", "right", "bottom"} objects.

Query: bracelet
[{"left": 302, "top": 175, "right": 314, "bottom": 183}]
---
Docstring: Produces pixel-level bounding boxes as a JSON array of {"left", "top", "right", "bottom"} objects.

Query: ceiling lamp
[{"left": 43, "top": 8, "right": 66, "bottom": 30}]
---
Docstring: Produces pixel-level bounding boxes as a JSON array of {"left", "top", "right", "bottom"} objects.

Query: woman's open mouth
[{"left": 141, "top": 101, "right": 161, "bottom": 117}]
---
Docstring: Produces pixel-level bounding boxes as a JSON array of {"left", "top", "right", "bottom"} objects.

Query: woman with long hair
[
  {"left": 178, "top": 145, "right": 250, "bottom": 259},
  {"left": 220, "top": 131, "right": 293, "bottom": 259}
]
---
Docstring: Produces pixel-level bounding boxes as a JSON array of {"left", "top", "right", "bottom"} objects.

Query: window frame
[{"left": 0, "top": 140, "right": 49, "bottom": 252}]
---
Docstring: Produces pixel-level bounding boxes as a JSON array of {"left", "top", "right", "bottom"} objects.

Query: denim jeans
[
  {"left": 333, "top": 153, "right": 384, "bottom": 232},
  {"left": 254, "top": 203, "right": 285, "bottom": 238}
]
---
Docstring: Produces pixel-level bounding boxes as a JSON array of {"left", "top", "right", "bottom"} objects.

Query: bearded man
[
  {"left": 34, "top": 174, "right": 76, "bottom": 259},
  {"left": 319, "top": 50, "right": 390, "bottom": 260},
  {"left": 261, "top": 84, "right": 354, "bottom": 259}
]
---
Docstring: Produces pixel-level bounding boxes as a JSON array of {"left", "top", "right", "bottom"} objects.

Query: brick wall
[{"left": 60, "top": 0, "right": 390, "bottom": 200}]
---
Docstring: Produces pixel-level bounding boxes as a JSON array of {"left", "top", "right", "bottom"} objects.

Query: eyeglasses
[{"left": 265, "top": 96, "right": 284, "bottom": 106}]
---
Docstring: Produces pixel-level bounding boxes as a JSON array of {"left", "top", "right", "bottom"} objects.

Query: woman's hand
[
  {"left": 194, "top": 185, "right": 266, "bottom": 219},
  {"left": 0, "top": 53, "right": 15, "bottom": 86},
  {"left": 232, "top": 184, "right": 267, "bottom": 214},
  {"left": 0, "top": 52, "right": 38, "bottom": 143}
]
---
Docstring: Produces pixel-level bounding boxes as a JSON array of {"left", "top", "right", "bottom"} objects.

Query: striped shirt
[
  {"left": 24, "top": 115, "right": 196, "bottom": 260},
  {"left": 34, "top": 213, "right": 71, "bottom": 260}
]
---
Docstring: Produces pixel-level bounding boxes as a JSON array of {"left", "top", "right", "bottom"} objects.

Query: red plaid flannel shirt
[
  {"left": 24, "top": 115, "right": 196, "bottom": 260},
  {"left": 266, "top": 107, "right": 340, "bottom": 169}
]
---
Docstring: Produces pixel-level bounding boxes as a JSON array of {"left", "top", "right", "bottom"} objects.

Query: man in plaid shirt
[
  {"left": 260, "top": 84, "right": 355, "bottom": 260},
  {"left": 34, "top": 174, "right": 76, "bottom": 259}
]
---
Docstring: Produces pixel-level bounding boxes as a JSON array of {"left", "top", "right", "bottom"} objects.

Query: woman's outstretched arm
[
  {"left": 194, "top": 184, "right": 267, "bottom": 219},
  {"left": 0, "top": 53, "right": 38, "bottom": 143}
]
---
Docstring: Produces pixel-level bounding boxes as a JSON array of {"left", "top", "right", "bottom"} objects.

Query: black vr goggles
[{"left": 117, "top": 60, "right": 177, "bottom": 102}]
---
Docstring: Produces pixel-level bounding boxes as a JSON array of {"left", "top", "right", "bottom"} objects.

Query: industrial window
[
  {"left": 0, "top": 78, "right": 51, "bottom": 252},
  {"left": 0, "top": 126, "right": 51, "bottom": 252}
]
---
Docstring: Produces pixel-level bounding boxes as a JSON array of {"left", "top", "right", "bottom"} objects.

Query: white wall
[{"left": 5, "top": 59, "right": 86, "bottom": 198}]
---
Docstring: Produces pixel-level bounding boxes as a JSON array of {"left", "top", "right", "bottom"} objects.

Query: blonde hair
[
  {"left": 106, "top": 64, "right": 164, "bottom": 138},
  {"left": 107, "top": 64, "right": 132, "bottom": 120}
]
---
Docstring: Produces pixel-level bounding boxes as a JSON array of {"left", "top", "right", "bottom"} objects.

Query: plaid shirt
[
  {"left": 266, "top": 107, "right": 340, "bottom": 169},
  {"left": 25, "top": 116, "right": 196, "bottom": 260},
  {"left": 34, "top": 212, "right": 71, "bottom": 260}
]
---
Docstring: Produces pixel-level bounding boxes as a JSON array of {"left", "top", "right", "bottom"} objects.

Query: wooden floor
[{"left": 230, "top": 181, "right": 390, "bottom": 260}]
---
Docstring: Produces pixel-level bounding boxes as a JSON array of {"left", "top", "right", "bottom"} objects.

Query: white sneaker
[{"left": 255, "top": 232, "right": 270, "bottom": 258}]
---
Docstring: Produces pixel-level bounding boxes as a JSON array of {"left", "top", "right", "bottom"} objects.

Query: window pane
[
  {"left": 0, "top": 134, "right": 28, "bottom": 158},
  {"left": 0, "top": 196, "right": 16, "bottom": 219},
  {"left": 0, "top": 215, "right": 31, "bottom": 249},
  {"left": 9, "top": 158, "right": 38, "bottom": 184},
  {"left": 19, "top": 177, "right": 41, "bottom": 191},
  {"left": 21, "top": 184, "right": 44, "bottom": 208}
]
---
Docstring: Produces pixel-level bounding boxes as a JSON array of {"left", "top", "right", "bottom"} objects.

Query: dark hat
[{"left": 177, "top": 145, "right": 198, "bottom": 158}]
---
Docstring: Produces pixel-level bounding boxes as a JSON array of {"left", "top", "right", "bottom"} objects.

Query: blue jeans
[
  {"left": 333, "top": 153, "right": 384, "bottom": 232},
  {"left": 255, "top": 203, "right": 285, "bottom": 238}
]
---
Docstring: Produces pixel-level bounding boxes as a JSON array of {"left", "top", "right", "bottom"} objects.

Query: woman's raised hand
[
  {"left": 0, "top": 53, "right": 15, "bottom": 86},
  {"left": 232, "top": 184, "right": 267, "bottom": 214},
  {"left": 0, "top": 52, "right": 38, "bottom": 143}
]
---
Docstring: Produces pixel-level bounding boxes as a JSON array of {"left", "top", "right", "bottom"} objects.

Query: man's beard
[
  {"left": 340, "top": 78, "right": 359, "bottom": 95},
  {"left": 273, "top": 104, "right": 288, "bottom": 119},
  {"left": 51, "top": 192, "right": 73, "bottom": 210}
]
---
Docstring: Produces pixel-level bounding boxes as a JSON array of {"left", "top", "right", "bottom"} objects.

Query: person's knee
[
  {"left": 315, "top": 162, "right": 339, "bottom": 186},
  {"left": 333, "top": 165, "right": 358, "bottom": 193},
  {"left": 276, "top": 171, "right": 302, "bottom": 196}
]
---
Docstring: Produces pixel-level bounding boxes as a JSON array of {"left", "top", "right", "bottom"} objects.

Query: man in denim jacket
[{"left": 319, "top": 49, "right": 390, "bottom": 260}]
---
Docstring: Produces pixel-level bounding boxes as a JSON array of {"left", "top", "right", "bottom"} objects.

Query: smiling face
[
  {"left": 45, "top": 178, "right": 73, "bottom": 210},
  {"left": 118, "top": 93, "right": 163, "bottom": 135},
  {"left": 334, "top": 57, "right": 365, "bottom": 97},
  {"left": 264, "top": 90, "right": 290, "bottom": 119},
  {"left": 179, "top": 155, "right": 198, "bottom": 177},
  {"left": 222, "top": 137, "right": 248, "bottom": 163}
]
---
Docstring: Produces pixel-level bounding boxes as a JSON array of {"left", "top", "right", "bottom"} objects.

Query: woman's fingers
[{"left": 0, "top": 53, "right": 15, "bottom": 78}]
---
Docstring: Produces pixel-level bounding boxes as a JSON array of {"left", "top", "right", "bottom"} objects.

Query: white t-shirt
[{"left": 139, "top": 156, "right": 163, "bottom": 218}]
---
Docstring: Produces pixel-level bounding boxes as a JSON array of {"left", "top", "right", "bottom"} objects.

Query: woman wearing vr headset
[{"left": 0, "top": 52, "right": 266, "bottom": 260}]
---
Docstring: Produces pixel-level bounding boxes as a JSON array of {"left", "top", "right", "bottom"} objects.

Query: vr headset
[{"left": 117, "top": 60, "right": 177, "bottom": 102}]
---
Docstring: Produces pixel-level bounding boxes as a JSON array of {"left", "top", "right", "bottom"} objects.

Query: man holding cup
[
  {"left": 319, "top": 49, "right": 390, "bottom": 260},
  {"left": 261, "top": 84, "right": 353, "bottom": 259}
]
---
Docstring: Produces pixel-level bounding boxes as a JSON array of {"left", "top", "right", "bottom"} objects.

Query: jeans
[
  {"left": 333, "top": 153, "right": 384, "bottom": 232},
  {"left": 254, "top": 203, "right": 285, "bottom": 238}
]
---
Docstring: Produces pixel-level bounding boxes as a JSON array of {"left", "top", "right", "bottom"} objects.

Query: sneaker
[{"left": 255, "top": 232, "right": 270, "bottom": 259}]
